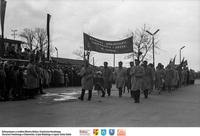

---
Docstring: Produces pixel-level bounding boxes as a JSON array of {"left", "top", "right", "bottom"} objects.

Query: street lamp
[
  {"left": 146, "top": 29, "right": 160, "bottom": 67},
  {"left": 180, "top": 46, "right": 186, "bottom": 64}
]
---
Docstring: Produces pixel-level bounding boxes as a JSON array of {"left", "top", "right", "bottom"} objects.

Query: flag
[
  {"left": 181, "top": 57, "right": 185, "bottom": 65},
  {"left": 47, "top": 13, "right": 51, "bottom": 60},
  {"left": 172, "top": 55, "right": 176, "bottom": 64},
  {"left": 0, "top": 0, "right": 7, "bottom": 38}
]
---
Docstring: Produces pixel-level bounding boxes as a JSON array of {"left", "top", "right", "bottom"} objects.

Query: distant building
[
  {"left": 52, "top": 57, "right": 84, "bottom": 67},
  {"left": 0, "top": 37, "right": 23, "bottom": 57}
]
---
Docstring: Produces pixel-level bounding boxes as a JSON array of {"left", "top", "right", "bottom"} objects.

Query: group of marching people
[{"left": 78, "top": 59, "right": 196, "bottom": 103}]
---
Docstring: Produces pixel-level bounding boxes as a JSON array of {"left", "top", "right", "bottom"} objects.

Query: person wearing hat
[
  {"left": 155, "top": 63, "right": 166, "bottom": 94},
  {"left": 114, "top": 61, "right": 127, "bottom": 97},
  {"left": 130, "top": 59, "right": 144, "bottom": 103},
  {"left": 78, "top": 60, "right": 94, "bottom": 101},
  {"left": 94, "top": 71, "right": 105, "bottom": 97},
  {"left": 0, "top": 61, "right": 7, "bottom": 101},
  {"left": 142, "top": 61, "right": 154, "bottom": 99},
  {"left": 102, "top": 62, "right": 112, "bottom": 96},
  {"left": 25, "top": 57, "right": 39, "bottom": 98},
  {"left": 125, "top": 61, "right": 134, "bottom": 95},
  {"left": 165, "top": 64, "right": 174, "bottom": 93}
]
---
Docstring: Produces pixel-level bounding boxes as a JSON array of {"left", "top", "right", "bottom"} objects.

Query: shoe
[
  {"left": 87, "top": 99, "right": 91, "bottom": 101},
  {"left": 78, "top": 97, "right": 83, "bottom": 101}
]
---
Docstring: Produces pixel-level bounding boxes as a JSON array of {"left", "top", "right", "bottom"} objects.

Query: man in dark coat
[
  {"left": 125, "top": 61, "right": 134, "bottom": 95},
  {"left": 0, "top": 62, "right": 7, "bottom": 101}
]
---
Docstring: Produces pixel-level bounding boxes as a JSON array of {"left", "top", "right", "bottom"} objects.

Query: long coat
[
  {"left": 155, "top": 68, "right": 165, "bottom": 89},
  {"left": 25, "top": 63, "right": 39, "bottom": 89},
  {"left": 79, "top": 66, "right": 93, "bottom": 90},
  {"left": 142, "top": 66, "right": 154, "bottom": 90},
  {"left": 102, "top": 67, "right": 112, "bottom": 89},
  {"left": 172, "top": 69, "right": 179, "bottom": 87},
  {"left": 165, "top": 68, "right": 174, "bottom": 87},
  {"left": 114, "top": 67, "right": 126, "bottom": 89},
  {"left": 130, "top": 65, "right": 144, "bottom": 91},
  {"left": 126, "top": 67, "right": 132, "bottom": 89},
  {"left": 0, "top": 69, "right": 7, "bottom": 93}
]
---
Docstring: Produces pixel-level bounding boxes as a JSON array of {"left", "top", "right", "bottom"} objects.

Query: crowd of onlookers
[{"left": 0, "top": 56, "right": 82, "bottom": 101}]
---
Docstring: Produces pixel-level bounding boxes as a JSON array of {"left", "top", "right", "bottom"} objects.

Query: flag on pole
[
  {"left": 0, "top": 0, "right": 7, "bottom": 38},
  {"left": 47, "top": 13, "right": 51, "bottom": 61},
  {"left": 172, "top": 55, "right": 176, "bottom": 64}
]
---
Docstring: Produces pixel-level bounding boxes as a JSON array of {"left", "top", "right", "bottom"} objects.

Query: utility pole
[
  {"left": 11, "top": 29, "right": 17, "bottom": 39},
  {"left": 146, "top": 29, "right": 160, "bottom": 67},
  {"left": 180, "top": 46, "right": 186, "bottom": 64}
]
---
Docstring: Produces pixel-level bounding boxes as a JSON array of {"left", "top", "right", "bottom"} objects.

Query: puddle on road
[
  {"left": 38, "top": 90, "right": 100, "bottom": 104},
  {"left": 38, "top": 91, "right": 80, "bottom": 103},
  {"left": 54, "top": 96, "right": 77, "bottom": 102}
]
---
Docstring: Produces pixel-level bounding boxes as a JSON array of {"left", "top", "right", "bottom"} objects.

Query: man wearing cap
[
  {"left": 0, "top": 61, "right": 7, "bottom": 101},
  {"left": 142, "top": 61, "right": 154, "bottom": 99},
  {"left": 102, "top": 62, "right": 112, "bottom": 96},
  {"left": 78, "top": 60, "right": 94, "bottom": 101},
  {"left": 155, "top": 63, "right": 166, "bottom": 94},
  {"left": 125, "top": 61, "right": 134, "bottom": 95},
  {"left": 114, "top": 61, "right": 126, "bottom": 97},
  {"left": 130, "top": 59, "right": 144, "bottom": 103}
]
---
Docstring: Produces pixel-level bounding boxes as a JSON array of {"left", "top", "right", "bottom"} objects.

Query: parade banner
[
  {"left": 0, "top": 0, "right": 6, "bottom": 38},
  {"left": 83, "top": 33, "right": 133, "bottom": 54}
]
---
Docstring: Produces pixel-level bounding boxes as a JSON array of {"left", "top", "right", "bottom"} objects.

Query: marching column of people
[
  {"left": 1, "top": 57, "right": 196, "bottom": 102},
  {"left": 78, "top": 59, "right": 196, "bottom": 103}
]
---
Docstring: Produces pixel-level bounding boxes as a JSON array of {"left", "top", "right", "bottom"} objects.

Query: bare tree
[
  {"left": 73, "top": 46, "right": 95, "bottom": 63},
  {"left": 125, "top": 25, "right": 160, "bottom": 63},
  {"left": 19, "top": 28, "right": 35, "bottom": 51},
  {"left": 34, "top": 28, "right": 48, "bottom": 51}
]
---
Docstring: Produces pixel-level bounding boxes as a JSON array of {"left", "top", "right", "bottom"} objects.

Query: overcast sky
[{"left": 3, "top": 0, "right": 200, "bottom": 71}]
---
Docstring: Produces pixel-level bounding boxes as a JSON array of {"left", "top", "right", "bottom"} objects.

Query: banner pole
[
  {"left": 132, "top": 32, "right": 134, "bottom": 64},
  {"left": 113, "top": 53, "right": 115, "bottom": 68},
  {"left": 93, "top": 57, "right": 94, "bottom": 66}
]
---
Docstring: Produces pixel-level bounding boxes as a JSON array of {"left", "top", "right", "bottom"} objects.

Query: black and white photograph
[{"left": 0, "top": 0, "right": 200, "bottom": 129}]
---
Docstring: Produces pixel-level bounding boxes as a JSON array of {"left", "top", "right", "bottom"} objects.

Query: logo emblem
[
  {"left": 109, "top": 129, "right": 115, "bottom": 136},
  {"left": 101, "top": 129, "right": 106, "bottom": 136},
  {"left": 79, "top": 129, "right": 91, "bottom": 136},
  {"left": 117, "top": 129, "right": 126, "bottom": 136},
  {"left": 93, "top": 129, "right": 99, "bottom": 136}
]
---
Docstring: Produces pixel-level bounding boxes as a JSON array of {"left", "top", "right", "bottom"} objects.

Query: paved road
[{"left": 0, "top": 80, "right": 200, "bottom": 127}]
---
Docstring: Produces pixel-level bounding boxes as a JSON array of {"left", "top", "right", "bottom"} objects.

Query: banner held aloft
[{"left": 83, "top": 33, "right": 133, "bottom": 54}]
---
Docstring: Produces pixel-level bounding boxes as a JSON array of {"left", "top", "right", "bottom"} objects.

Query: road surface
[{"left": 0, "top": 80, "right": 200, "bottom": 127}]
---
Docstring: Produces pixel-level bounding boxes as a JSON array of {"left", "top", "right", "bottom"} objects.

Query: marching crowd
[
  {"left": 0, "top": 55, "right": 196, "bottom": 103},
  {"left": 78, "top": 59, "right": 196, "bottom": 103}
]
